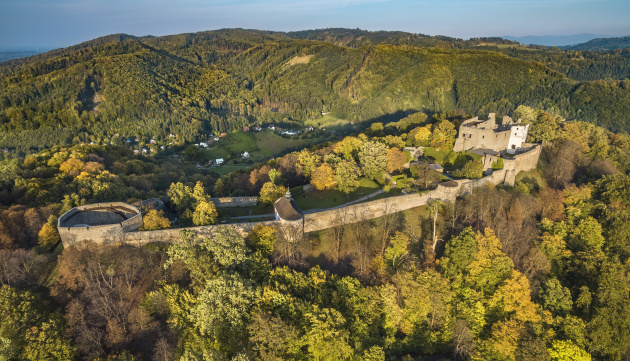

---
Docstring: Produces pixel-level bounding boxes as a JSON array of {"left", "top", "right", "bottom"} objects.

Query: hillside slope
[
  {"left": 1, "top": 29, "right": 630, "bottom": 151},
  {"left": 564, "top": 35, "right": 630, "bottom": 51}
]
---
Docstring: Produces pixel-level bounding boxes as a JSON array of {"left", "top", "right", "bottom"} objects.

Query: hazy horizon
[{"left": 1, "top": 0, "right": 630, "bottom": 49}]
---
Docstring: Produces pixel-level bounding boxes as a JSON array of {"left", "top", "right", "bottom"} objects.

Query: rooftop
[{"left": 274, "top": 196, "right": 303, "bottom": 221}]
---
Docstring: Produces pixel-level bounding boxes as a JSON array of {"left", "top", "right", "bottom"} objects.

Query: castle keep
[{"left": 454, "top": 113, "right": 528, "bottom": 154}]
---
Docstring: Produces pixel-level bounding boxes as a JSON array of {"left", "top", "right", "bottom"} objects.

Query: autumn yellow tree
[
  {"left": 38, "top": 216, "right": 60, "bottom": 250},
  {"left": 333, "top": 136, "right": 364, "bottom": 160},
  {"left": 59, "top": 158, "right": 85, "bottom": 177},
  {"left": 141, "top": 209, "right": 171, "bottom": 230},
  {"left": 259, "top": 182, "right": 288, "bottom": 206},
  {"left": 429, "top": 121, "right": 457, "bottom": 151},
  {"left": 386, "top": 148, "right": 407, "bottom": 173},
  {"left": 193, "top": 201, "right": 218, "bottom": 226},
  {"left": 311, "top": 163, "right": 336, "bottom": 190},
  {"left": 297, "top": 150, "right": 321, "bottom": 179},
  {"left": 409, "top": 126, "right": 432, "bottom": 147}
]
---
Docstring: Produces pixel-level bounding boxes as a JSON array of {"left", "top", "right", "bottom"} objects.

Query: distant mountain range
[
  {"left": 562, "top": 35, "right": 630, "bottom": 51},
  {"left": 0, "top": 46, "right": 54, "bottom": 62},
  {"left": 0, "top": 50, "right": 44, "bottom": 63},
  {"left": 502, "top": 34, "right": 611, "bottom": 47}
]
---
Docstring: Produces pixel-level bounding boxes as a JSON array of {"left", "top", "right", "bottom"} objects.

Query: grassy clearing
[
  {"left": 203, "top": 130, "right": 320, "bottom": 165},
  {"left": 423, "top": 147, "right": 448, "bottom": 163},
  {"left": 205, "top": 131, "right": 257, "bottom": 160},
  {"left": 305, "top": 114, "right": 351, "bottom": 128},
  {"left": 255, "top": 132, "right": 315, "bottom": 156},
  {"left": 423, "top": 147, "right": 483, "bottom": 171},
  {"left": 291, "top": 177, "right": 380, "bottom": 211}
]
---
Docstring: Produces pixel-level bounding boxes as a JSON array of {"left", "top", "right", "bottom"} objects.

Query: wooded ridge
[{"left": 1, "top": 28, "right": 630, "bottom": 152}]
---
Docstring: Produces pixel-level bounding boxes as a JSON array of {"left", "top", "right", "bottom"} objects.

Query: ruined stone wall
[
  {"left": 58, "top": 203, "right": 142, "bottom": 247},
  {"left": 118, "top": 220, "right": 280, "bottom": 246},
  {"left": 481, "top": 154, "right": 501, "bottom": 172},
  {"left": 454, "top": 113, "right": 522, "bottom": 153},
  {"left": 210, "top": 196, "right": 259, "bottom": 208},
  {"left": 304, "top": 181, "right": 464, "bottom": 233},
  {"left": 503, "top": 144, "right": 541, "bottom": 186},
  {"left": 61, "top": 146, "right": 541, "bottom": 245},
  {"left": 454, "top": 127, "right": 512, "bottom": 153},
  {"left": 59, "top": 224, "right": 126, "bottom": 247}
]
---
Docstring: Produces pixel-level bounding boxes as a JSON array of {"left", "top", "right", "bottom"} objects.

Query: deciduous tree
[
  {"left": 358, "top": 141, "right": 388, "bottom": 181},
  {"left": 335, "top": 160, "right": 361, "bottom": 195},
  {"left": 311, "top": 163, "right": 336, "bottom": 190},
  {"left": 430, "top": 121, "right": 456, "bottom": 151},
  {"left": 141, "top": 209, "right": 171, "bottom": 230},
  {"left": 259, "top": 182, "right": 288, "bottom": 206},
  {"left": 386, "top": 148, "right": 407, "bottom": 173},
  {"left": 193, "top": 200, "right": 218, "bottom": 226}
]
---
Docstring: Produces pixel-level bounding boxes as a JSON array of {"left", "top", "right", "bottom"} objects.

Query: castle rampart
[
  {"left": 210, "top": 196, "right": 259, "bottom": 208},
  {"left": 57, "top": 145, "right": 541, "bottom": 247},
  {"left": 57, "top": 203, "right": 143, "bottom": 246}
]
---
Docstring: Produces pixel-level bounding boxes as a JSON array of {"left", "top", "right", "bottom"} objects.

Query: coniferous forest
[{"left": 0, "top": 28, "right": 630, "bottom": 361}]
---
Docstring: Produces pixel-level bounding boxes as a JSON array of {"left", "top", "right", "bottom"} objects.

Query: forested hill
[
  {"left": 2, "top": 28, "right": 630, "bottom": 151},
  {"left": 564, "top": 35, "right": 630, "bottom": 51},
  {"left": 286, "top": 28, "right": 518, "bottom": 48}
]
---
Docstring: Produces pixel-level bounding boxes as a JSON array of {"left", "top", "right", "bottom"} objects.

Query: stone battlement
[
  {"left": 57, "top": 145, "right": 541, "bottom": 247},
  {"left": 210, "top": 196, "right": 259, "bottom": 208},
  {"left": 57, "top": 202, "right": 143, "bottom": 246}
]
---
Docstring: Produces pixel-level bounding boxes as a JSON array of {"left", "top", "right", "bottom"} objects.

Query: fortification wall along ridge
[
  {"left": 210, "top": 196, "right": 258, "bottom": 208},
  {"left": 58, "top": 145, "right": 541, "bottom": 246},
  {"left": 119, "top": 221, "right": 280, "bottom": 246},
  {"left": 502, "top": 144, "right": 542, "bottom": 186}
]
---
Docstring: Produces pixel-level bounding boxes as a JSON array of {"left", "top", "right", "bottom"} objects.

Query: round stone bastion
[{"left": 57, "top": 202, "right": 143, "bottom": 246}]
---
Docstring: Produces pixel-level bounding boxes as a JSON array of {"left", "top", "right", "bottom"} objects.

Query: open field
[
  {"left": 205, "top": 131, "right": 257, "bottom": 160},
  {"left": 305, "top": 114, "right": 351, "bottom": 128},
  {"left": 202, "top": 131, "right": 322, "bottom": 172},
  {"left": 253, "top": 132, "right": 317, "bottom": 158},
  {"left": 291, "top": 177, "right": 381, "bottom": 211}
]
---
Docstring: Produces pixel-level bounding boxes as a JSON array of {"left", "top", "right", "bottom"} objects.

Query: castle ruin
[
  {"left": 56, "top": 112, "right": 542, "bottom": 247},
  {"left": 454, "top": 113, "right": 528, "bottom": 154}
]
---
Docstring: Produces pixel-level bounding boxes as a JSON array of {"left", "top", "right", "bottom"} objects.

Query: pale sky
[{"left": 1, "top": 0, "right": 629, "bottom": 49}]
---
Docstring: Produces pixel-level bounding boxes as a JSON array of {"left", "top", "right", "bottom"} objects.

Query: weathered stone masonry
[{"left": 58, "top": 145, "right": 541, "bottom": 247}]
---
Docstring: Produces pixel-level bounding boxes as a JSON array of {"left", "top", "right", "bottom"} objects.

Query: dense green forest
[
  {"left": 2, "top": 28, "right": 630, "bottom": 153},
  {"left": 1, "top": 108, "right": 630, "bottom": 360},
  {"left": 564, "top": 35, "right": 630, "bottom": 51}
]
